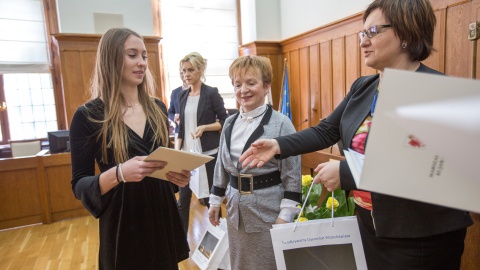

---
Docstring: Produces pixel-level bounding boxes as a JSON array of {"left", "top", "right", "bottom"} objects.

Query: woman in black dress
[{"left": 70, "top": 28, "right": 190, "bottom": 270}]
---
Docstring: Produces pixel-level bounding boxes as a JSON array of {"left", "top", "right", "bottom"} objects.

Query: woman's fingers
[
  {"left": 122, "top": 157, "right": 168, "bottom": 182},
  {"left": 313, "top": 161, "right": 340, "bottom": 191},
  {"left": 166, "top": 170, "right": 191, "bottom": 187},
  {"left": 239, "top": 139, "right": 278, "bottom": 168}
]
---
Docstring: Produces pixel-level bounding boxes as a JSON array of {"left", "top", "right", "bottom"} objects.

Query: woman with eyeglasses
[{"left": 239, "top": 0, "right": 473, "bottom": 269}]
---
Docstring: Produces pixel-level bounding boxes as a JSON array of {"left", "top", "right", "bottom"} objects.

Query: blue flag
[{"left": 280, "top": 65, "right": 292, "bottom": 121}]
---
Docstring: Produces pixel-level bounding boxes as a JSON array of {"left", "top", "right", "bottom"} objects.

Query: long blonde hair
[{"left": 89, "top": 28, "right": 168, "bottom": 164}]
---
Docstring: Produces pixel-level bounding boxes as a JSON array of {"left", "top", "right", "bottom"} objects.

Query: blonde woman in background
[{"left": 177, "top": 52, "right": 228, "bottom": 234}]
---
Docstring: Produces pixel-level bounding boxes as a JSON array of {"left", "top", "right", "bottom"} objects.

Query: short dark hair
[{"left": 364, "top": 0, "right": 436, "bottom": 61}]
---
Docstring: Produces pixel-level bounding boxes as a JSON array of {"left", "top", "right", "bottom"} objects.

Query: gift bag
[
  {"left": 270, "top": 217, "right": 367, "bottom": 270},
  {"left": 218, "top": 248, "right": 231, "bottom": 270},
  {"left": 192, "top": 218, "right": 230, "bottom": 270},
  {"left": 270, "top": 186, "right": 367, "bottom": 270},
  {"left": 190, "top": 137, "right": 209, "bottom": 199}
]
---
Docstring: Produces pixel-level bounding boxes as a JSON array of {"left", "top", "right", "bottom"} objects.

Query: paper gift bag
[
  {"left": 218, "top": 248, "right": 231, "bottom": 270},
  {"left": 270, "top": 217, "right": 367, "bottom": 270},
  {"left": 190, "top": 138, "right": 210, "bottom": 199},
  {"left": 192, "top": 218, "right": 230, "bottom": 270}
]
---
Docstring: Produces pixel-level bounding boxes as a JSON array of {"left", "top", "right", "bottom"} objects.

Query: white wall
[
  {"left": 241, "top": 0, "right": 371, "bottom": 44},
  {"left": 240, "top": 0, "right": 257, "bottom": 44},
  {"left": 255, "top": 0, "right": 281, "bottom": 41},
  {"left": 56, "top": 0, "right": 154, "bottom": 35},
  {"left": 279, "top": 0, "right": 370, "bottom": 39}
]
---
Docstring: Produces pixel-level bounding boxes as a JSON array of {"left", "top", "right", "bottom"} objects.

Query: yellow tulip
[
  {"left": 326, "top": 197, "right": 339, "bottom": 210},
  {"left": 301, "top": 175, "right": 313, "bottom": 187},
  {"left": 296, "top": 217, "right": 308, "bottom": 222}
]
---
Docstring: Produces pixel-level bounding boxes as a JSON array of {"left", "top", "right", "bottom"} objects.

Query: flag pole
[{"left": 278, "top": 58, "right": 287, "bottom": 111}]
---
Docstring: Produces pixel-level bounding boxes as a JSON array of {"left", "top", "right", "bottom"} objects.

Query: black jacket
[
  {"left": 276, "top": 64, "right": 473, "bottom": 238},
  {"left": 178, "top": 83, "right": 228, "bottom": 152}
]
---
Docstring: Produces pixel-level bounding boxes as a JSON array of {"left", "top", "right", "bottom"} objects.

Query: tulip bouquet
[{"left": 296, "top": 174, "right": 355, "bottom": 221}]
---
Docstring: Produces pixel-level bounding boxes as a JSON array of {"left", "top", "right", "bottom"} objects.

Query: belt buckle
[{"left": 238, "top": 174, "right": 253, "bottom": 195}]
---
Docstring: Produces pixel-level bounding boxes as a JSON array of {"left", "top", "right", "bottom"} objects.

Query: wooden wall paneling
[
  {"left": 345, "top": 34, "right": 361, "bottom": 94},
  {"left": 474, "top": 0, "right": 480, "bottom": 79},
  {"left": 43, "top": 153, "right": 88, "bottom": 222},
  {"left": 432, "top": 0, "right": 471, "bottom": 9},
  {"left": 476, "top": 40, "right": 480, "bottom": 79},
  {"left": 63, "top": 51, "right": 91, "bottom": 128},
  {"left": 0, "top": 158, "right": 43, "bottom": 230},
  {"left": 53, "top": 35, "right": 99, "bottom": 129},
  {"left": 423, "top": 10, "right": 445, "bottom": 72},
  {"left": 444, "top": 4, "right": 472, "bottom": 77},
  {"left": 269, "top": 54, "right": 283, "bottom": 110},
  {"left": 332, "top": 37, "right": 346, "bottom": 107},
  {"left": 144, "top": 37, "right": 164, "bottom": 100},
  {"left": 36, "top": 154, "right": 52, "bottom": 224},
  {"left": 462, "top": 213, "right": 480, "bottom": 269},
  {"left": 320, "top": 41, "right": 333, "bottom": 118},
  {"left": 289, "top": 50, "right": 301, "bottom": 128},
  {"left": 299, "top": 48, "right": 310, "bottom": 131},
  {"left": 308, "top": 44, "right": 321, "bottom": 126},
  {"left": 281, "top": 14, "right": 364, "bottom": 54},
  {"left": 80, "top": 51, "right": 97, "bottom": 96}
]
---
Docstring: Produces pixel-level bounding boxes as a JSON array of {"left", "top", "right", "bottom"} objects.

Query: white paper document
[
  {"left": 343, "top": 148, "right": 364, "bottom": 187},
  {"left": 144, "top": 147, "right": 214, "bottom": 180},
  {"left": 353, "top": 69, "right": 480, "bottom": 213}
]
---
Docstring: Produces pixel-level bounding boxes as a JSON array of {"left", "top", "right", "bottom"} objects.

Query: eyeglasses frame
[{"left": 358, "top": 24, "right": 392, "bottom": 41}]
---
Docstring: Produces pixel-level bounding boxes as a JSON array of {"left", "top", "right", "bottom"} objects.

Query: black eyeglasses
[{"left": 358, "top": 24, "right": 391, "bottom": 41}]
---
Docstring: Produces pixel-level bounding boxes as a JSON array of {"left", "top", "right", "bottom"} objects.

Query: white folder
[
  {"left": 144, "top": 147, "right": 213, "bottom": 180},
  {"left": 348, "top": 69, "right": 480, "bottom": 213}
]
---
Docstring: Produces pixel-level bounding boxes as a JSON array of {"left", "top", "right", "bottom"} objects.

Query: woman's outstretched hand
[{"left": 239, "top": 139, "right": 280, "bottom": 168}]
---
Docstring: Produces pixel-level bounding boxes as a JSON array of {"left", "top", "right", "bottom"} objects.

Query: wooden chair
[{"left": 10, "top": 139, "right": 42, "bottom": 157}]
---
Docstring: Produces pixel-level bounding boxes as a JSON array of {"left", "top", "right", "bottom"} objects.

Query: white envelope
[
  {"left": 356, "top": 69, "right": 480, "bottom": 213},
  {"left": 144, "top": 147, "right": 213, "bottom": 180}
]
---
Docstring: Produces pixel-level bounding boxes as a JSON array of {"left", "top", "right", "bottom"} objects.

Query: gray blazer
[{"left": 211, "top": 105, "right": 301, "bottom": 233}]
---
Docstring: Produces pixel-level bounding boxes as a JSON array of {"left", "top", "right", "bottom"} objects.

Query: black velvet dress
[{"left": 70, "top": 98, "right": 189, "bottom": 270}]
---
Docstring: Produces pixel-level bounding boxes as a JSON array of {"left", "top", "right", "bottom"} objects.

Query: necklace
[{"left": 241, "top": 106, "right": 268, "bottom": 123}]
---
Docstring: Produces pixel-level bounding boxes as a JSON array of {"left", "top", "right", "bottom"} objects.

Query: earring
[{"left": 402, "top": 42, "right": 407, "bottom": 49}]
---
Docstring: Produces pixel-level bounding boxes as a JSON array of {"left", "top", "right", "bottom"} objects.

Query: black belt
[{"left": 229, "top": 171, "right": 281, "bottom": 194}]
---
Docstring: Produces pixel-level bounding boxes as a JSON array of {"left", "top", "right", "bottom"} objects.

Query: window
[
  {"left": 0, "top": 0, "right": 57, "bottom": 144},
  {"left": 2, "top": 73, "right": 57, "bottom": 140},
  {"left": 161, "top": 0, "right": 239, "bottom": 109}
]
